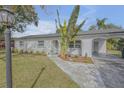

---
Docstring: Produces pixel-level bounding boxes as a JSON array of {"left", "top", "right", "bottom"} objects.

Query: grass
[
  {"left": 107, "top": 49, "right": 122, "bottom": 57},
  {"left": 0, "top": 53, "right": 79, "bottom": 88}
]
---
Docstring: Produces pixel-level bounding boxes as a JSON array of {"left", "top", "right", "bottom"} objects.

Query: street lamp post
[
  {"left": 0, "top": 6, "right": 15, "bottom": 88},
  {"left": 4, "top": 29, "right": 12, "bottom": 88}
]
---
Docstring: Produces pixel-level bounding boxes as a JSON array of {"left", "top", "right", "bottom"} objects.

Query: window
[
  {"left": 75, "top": 40, "right": 81, "bottom": 48},
  {"left": 20, "top": 41, "right": 24, "bottom": 47},
  {"left": 69, "top": 41, "right": 74, "bottom": 48},
  {"left": 38, "top": 41, "right": 44, "bottom": 47},
  {"left": 69, "top": 40, "right": 81, "bottom": 48}
]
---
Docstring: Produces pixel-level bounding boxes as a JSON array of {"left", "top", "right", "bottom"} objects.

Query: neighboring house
[{"left": 13, "top": 29, "right": 124, "bottom": 57}]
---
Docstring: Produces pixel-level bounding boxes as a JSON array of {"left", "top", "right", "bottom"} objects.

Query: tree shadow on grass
[{"left": 31, "top": 66, "right": 46, "bottom": 88}]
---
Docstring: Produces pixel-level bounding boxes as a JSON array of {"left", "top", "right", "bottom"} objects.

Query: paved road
[{"left": 49, "top": 55, "right": 124, "bottom": 88}]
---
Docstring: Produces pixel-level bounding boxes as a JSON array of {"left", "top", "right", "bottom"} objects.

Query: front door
[
  {"left": 93, "top": 41, "right": 99, "bottom": 54},
  {"left": 52, "top": 40, "right": 59, "bottom": 55}
]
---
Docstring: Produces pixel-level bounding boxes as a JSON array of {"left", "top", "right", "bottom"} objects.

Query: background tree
[
  {"left": 88, "top": 18, "right": 123, "bottom": 51},
  {"left": 118, "top": 38, "right": 124, "bottom": 58},
  {"left": 89, "top": 19, "right": 122, "bottom": 31},
  {"left": 117, "top": 38, "right": 124, "bottom": 51},
  {"left": 88, "top": 18, "right": 107, "bottom": 31},
  {"left": 106, "top": 23, "right": 123, "bottom": 50},
  {"left": 55, "top": 5, "right": 86, "bottom": 58},
  {"left": 0, "top": 5, "right": 38, "bottom": 34},
  {"left": 88, "top": 25, "right": 97, "bottom": 30},
  {"left": 96, "top": 18, "right": 107, "bottom": 30},
  {"left": 107, "top": 38, "right": 118, "bottom": 50},
  {"left": 0, "top": 5, "right": 39, "bottom": 88},
  {"left": 106, "top": 23, "right": 122, "bottom": 29}
]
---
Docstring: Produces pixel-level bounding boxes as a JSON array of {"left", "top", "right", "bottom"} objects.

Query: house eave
[{"left": 13, "top": 28, "right": 124, "bottom": 40}]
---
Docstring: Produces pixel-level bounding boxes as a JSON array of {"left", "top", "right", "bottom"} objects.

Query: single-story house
[{"left": 13, "top": 28, "right": 124, "bottom": 57}]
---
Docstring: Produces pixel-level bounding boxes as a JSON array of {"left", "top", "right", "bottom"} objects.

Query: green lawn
[
  {"left": 0, "top": 53, "right": 79, "bottom": 88},
  {"left": 107, "top": 49, "right": 122, "bottom": 57}
]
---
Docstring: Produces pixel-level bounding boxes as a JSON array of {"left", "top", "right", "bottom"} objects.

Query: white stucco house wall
[{"left": 13, "top": 29, "right": 124, "bottom": 57}]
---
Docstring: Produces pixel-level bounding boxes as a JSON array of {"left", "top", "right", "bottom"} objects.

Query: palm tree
[
  {"left": 55, "top": 5, "right": 86, "bottom": 58},
  {"left": 96, "top": 18, "right": 107, "bottom": 30}
]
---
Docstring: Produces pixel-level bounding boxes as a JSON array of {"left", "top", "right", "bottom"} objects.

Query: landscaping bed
[{"left": 59, "top": 55, "right": 93, "bottom": 64}]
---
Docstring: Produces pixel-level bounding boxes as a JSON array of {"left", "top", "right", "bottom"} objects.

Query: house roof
[{"left": 14, "top": 28, "right": 124, "bottom": 39}]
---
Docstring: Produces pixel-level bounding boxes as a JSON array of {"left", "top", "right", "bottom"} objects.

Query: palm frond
[
  {"left": 67, "top": 5, "right": 80, "bottom": 33},
  {"left": 56, "top": 9, "right": 62, "bottom": 28}
]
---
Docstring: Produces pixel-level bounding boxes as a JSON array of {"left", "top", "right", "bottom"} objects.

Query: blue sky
[{"left": 13, "top": 5, "right": 124, "bottom": 37}]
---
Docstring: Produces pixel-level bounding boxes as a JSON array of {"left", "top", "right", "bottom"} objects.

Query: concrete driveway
[
  {"left": 49, "top": 55, "right": 124, "bottom": 88},
  {"left": 93, "top": 54, "right": 124, "bottom": 88}
]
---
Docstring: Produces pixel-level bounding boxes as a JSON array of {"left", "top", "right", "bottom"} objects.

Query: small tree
[{"left": 55, "top": 5, "right": 86, "bottom": 58}]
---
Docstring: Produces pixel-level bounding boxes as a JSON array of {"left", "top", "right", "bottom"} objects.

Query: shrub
[
  {"left": 41, "top": 51, "right": 47, "bottom": 56},
  {"left": 12, "top": 48, "right": 17, "bottom": 53},
  {"left": 19, "top": 49, "right": 23, "bottom": 54},
  {"left": 35, "top": 51, "right": 41, "bottom": 55},
  {"left": 23, "top": 50, "right": 28, "bottom": 54},
  {"left": 74, "top": 55, "right": 78, "bottom": 58},
  {"left": 29, "top": 50, "right": 33, "bottom": 54}
]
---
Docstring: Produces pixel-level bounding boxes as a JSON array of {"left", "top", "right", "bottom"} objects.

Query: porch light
[{"left": 0, "top": 7, "right": 15, "bottom": 28}]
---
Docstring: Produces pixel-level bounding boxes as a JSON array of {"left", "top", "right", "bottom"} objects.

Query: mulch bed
[{"left": 59, "top": 55, "right": 93, "bottom": 64}]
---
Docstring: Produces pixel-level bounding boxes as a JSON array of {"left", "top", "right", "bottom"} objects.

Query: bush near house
[
  {"left": 12, "top": 48, "right": 47, "bottom": 56},
  {"left": 35, "top": 51, "right": 47, "bottom": 56}
]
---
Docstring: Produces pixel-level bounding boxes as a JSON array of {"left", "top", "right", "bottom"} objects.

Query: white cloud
[{"left": 12, "top": 20, "right": 56, "bottom": 37}]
